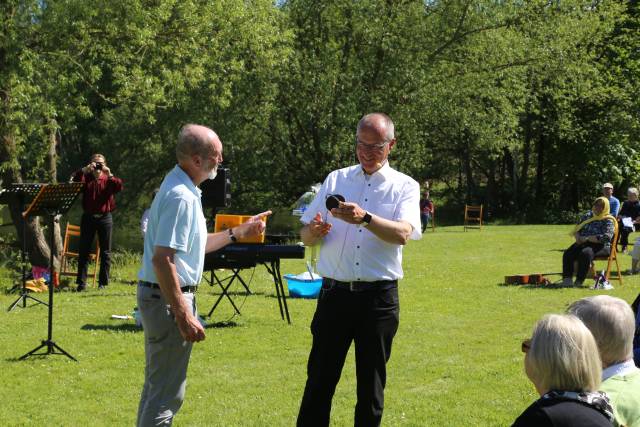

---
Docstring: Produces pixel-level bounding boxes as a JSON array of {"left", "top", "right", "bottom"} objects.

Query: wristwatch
[
  {"left": 361, "top": 212, "right": 372, "bottom": 227},
  {"left": 228, "top": 228, "right": 237, "bottom": 243}
]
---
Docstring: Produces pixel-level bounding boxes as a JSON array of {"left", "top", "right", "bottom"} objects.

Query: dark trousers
[
  {"left": 77, "top": 212, "right": 112, "bottom": 287},
  {"left": 562, "top": 242, "right": 608, "bottom": 282},
  {"left": 618, "top": 220, "right": 640, "bottom": 248},
  {"left": 297, "top": 279, "right": 399, "bottom": 427},
  {"left": 420, "top": 213, "right": 431, "bottom": 233}
]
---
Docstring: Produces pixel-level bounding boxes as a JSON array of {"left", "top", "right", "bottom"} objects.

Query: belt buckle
[{"left": 349, "top": 282, "right": 355, "bottom": 292}]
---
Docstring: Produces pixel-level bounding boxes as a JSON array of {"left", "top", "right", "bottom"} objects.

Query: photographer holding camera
[{"left": 71, "top": 153, "right": 123, "bottom": 291}]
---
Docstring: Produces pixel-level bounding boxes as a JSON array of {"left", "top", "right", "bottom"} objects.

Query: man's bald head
[
  {"left": 356, "top": 113, "right": 395, "bottom": 143},
  {"left": 176, "top": 124, "right": 220, "bottom": 161}
]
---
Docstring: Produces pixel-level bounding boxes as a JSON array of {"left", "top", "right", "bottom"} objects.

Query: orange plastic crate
[{"left": 214, "top": 214, "right": 267, "bottom": 243}]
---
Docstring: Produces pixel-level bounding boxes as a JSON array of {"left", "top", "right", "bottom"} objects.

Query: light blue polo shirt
[{"left": 138, "top": 165, "right": 208, "bottom": 287}]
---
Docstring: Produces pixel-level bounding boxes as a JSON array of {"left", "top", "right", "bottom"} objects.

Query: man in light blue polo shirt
[
  {"left": 136, "top": 124, "right": 270, "bottom": 427},
  {"left": 603, "top": 182, "right": 620, "bottom": 217}
]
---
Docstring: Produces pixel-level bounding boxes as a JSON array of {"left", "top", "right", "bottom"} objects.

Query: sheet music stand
[
  {"left": 3, "top": 184, "right": 47, "bottom": 311},
  {"left": 19, "top": 183, "right": 83, "bottom": 361}
]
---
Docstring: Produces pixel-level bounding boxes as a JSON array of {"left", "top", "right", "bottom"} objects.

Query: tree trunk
[
  {"left": 0, "top": 134, "right": 60, "bottom": 270},
  {"left": 463, "top": 134, "right": 476, "bottom": 203},
  {"left": 47, "top": 119, "right": 63, "bottom": 264},
  {"left": 535, "top": 132, "right": 545, "bottom": 206}
]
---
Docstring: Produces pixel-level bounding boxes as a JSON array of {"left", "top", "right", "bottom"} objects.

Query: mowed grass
[{"left": 1, "top": 225, "right": 639, "bottom": 426}]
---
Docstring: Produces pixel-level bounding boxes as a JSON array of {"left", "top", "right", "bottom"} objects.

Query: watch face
[{"left": 363, "top": 212, "right": 372, "bottom": 225}]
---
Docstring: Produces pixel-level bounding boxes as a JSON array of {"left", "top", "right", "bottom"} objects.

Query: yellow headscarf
[{"left": 570, "top": 196, "right": 617, "bottom": 236}]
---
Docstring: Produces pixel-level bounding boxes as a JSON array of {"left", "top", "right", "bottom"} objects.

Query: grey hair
[
  {"left": 357, "top": 113, "right": 395, "bottom": 142},
  {"left": 568, "top": 295, "right": 635, "bottom": 365},
  {"left": 527, "top": 314, "right": 602, "bottom": 393},
  {"left": 628, "top": 187, "right": 639, "bottom": 197},
  {"left": 176, "top": 124, "right": 214, "bottom": 160}
]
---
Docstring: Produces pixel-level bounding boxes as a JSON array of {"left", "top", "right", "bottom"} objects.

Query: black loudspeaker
[{"left": 200, "top": 167, "right": 231, "bottom": 208}]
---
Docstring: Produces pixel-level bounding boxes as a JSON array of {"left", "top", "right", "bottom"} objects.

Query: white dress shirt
[{"left": 301, "top": 162, "right": 421, "bottom": 282}]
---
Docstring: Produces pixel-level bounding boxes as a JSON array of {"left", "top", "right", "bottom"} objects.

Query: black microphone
[{"left": 325, "top": 194, "right": 345, "bottom": 211}]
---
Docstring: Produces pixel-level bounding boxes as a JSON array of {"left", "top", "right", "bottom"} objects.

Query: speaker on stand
[{"left": 200, "top": 167, "right": 231, "bottom": 225}]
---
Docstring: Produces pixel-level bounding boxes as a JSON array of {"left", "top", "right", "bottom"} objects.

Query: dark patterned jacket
[{"left": 576, "top": 212, "right": 615, "bottom": 250}]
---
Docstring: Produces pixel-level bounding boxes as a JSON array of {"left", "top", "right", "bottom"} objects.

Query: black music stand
[
  {"left": 19, "top": 183, "right": 83, "bottom": 361},
  {"left": 3, "top": 184, "right": 47, "bottom": 311}
]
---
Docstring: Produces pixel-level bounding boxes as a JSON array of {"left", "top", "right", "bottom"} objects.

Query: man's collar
[
  {"left": 602, "top": 359, "right": 637, "bottom": 381},
  {"left": 357, "top": 160, "right": 391, "bottom": 179},
  {"left": 174, "top": 165, "right": 202, "bottom": 196}
]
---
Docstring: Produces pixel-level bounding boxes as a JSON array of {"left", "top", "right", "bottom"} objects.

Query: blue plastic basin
[{"left": 284, "top": 274, "right": 323, "bottom": 298}]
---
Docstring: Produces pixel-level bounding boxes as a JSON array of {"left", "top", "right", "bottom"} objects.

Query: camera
[{"left": 95, "top": 163, "right": 103, "bottom": 170}]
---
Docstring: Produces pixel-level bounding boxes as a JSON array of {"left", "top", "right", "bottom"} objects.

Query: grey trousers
[{"left": 136, "top": 285, "right": 197, "bottom": 427}]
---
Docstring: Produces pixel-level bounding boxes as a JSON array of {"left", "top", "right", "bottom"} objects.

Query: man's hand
[
  {"left": 234, "top": 210, "right": 272, "bottom": 240},
  {"left": 330, "top": 201, "right": 367, "bottom": 225},
  {"left": 300, "top": 212, "right": 332, "bottom": 246},
  {"left": 309, "top": 212, "right": 332, "bottom": 238},
  {"left": 175, "top": 311, "right": 206, "bottom": 343},
  {"left": 102, "top": 164, "right": 112, "bottom": 177}
]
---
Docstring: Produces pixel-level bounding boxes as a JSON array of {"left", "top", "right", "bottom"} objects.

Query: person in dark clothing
[
  {"left": 419, "top": 190, "right": 433, "bottom": 233},
  {"left": 617, "top": 187, "right": 640, "bottom": 253},
  {"left": 71, "top": 153, "right": 123, "bottom": 291},
  {"left": 562, "top": 197, "right": 615, "bottom": 286},
  {"left": 512, "top": 314, "right": 614, "bottom": 427}
]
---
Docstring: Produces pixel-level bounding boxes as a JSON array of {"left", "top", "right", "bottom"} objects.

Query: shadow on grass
[
  {"left": 202, "top": 290, "right": 265, "bottom": 297},
  {"left": 204, "top": 320, "right": 240, "bottom": 329},
  {"left": 74, "top": 291, "right": 135, "bottom": 298},
  {"left": 80, "top": 320, "right": 241, "bottom": 333},
  {"left": 497, "top": 282, "right": 586, "bottom": 290},
  {"left": 81, "top": 323, "right": 141, "bottom": 332}
]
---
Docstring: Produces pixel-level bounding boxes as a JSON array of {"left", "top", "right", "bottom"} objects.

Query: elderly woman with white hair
[
  {"left": 617, "top": 187, "right": 640, "bottom": 254},
  {"left": 512, "top": 314, "right": 614, "bottom": 427},
  {"left": 568, "top": 296, "right": 640, "bottom": 427}
]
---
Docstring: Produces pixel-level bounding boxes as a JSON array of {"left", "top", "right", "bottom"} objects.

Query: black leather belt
[
  {"left": 139, "top": 280, "right": 197, "bottom": 293},
  {"left": 324, "top": 278, "right": 397, "bottom": 292},
  {"left": 89, "top": 212, "right": 111, "bottom": 218}
]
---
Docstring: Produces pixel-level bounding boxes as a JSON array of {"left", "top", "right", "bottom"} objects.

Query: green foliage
[{"left": 1, "top": 0, "right": 638, "bottom": 222}]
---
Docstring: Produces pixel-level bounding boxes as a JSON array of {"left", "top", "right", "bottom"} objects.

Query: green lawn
[{"left": 1, "top": 225, "right": 638, "bottom": 426}]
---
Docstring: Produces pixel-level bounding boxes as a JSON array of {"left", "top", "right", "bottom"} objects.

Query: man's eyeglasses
[
  {"left": 355, "top": 138, "right": 389, "bottom": 153},
  {"left": 521, "top": 338, "right": 532, "bottom": 353}
]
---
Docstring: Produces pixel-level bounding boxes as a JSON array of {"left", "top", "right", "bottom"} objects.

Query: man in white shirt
[{"left": 297, "top": 113, "right": 422, "bottom": 427}]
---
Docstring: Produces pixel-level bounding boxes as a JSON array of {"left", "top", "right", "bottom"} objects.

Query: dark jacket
[{"left": 512, "top": 397, "right": 613, "bottom": 427}]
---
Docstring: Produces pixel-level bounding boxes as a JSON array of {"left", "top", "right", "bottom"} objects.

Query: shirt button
[
  {"left": 365, "top": 198, "right": 368, "bottom": 202},
  {"left": 357, "top": 245, "right": 360, "bottom": 248},
  {"left": 359, "top": 229, "right": 362, "bottom": 232},
  {"left": 356, "top": 262, "right": 359, "bottom": 265},
  {"left": 357, "top": 278, "right": 361, "bottom": 280},
  {"left": 368, "top": 184, "right": 371, "bottom": 186}
]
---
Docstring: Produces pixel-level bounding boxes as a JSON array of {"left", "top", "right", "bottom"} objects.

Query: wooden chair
[
  {"left": 59, "top": 223, "right": 100, "bottom": 287},
  {"left": 464, "top": 204, "right": 483, "bottom": 231},
  {"left": 593, "top": 220, "right": 623, "bottom": 285}
]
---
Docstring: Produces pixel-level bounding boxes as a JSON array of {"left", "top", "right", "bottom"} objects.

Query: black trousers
[
  {"left": 618, "top": 220, "right": 640, "bottom": 247},
  {"left": 562, "top": 242, "right": 608, "bottom": 282},
  {"left": 297, "top": 279, "right": 399, "bottom": 427},
  {"left": 420, "top": 213, "right": 431, "bottom": 233},
  {"left": 77, "top": 212, "right": 112, "bottom": 287}
]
